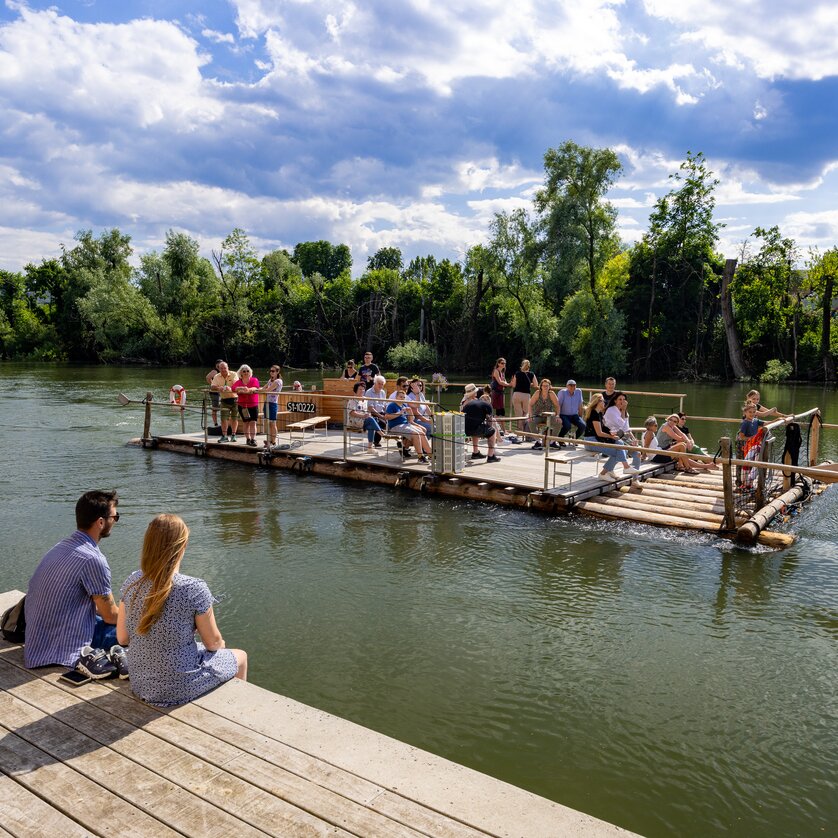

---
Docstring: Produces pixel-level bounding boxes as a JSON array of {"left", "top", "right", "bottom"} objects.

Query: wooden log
[
  {"left": 632, "top": 485, "right": 725, "bottom": 506},
  {"left": 142, "top": 391, "right": 153, "bottom": 440},
  {"left": 576, "top": 500, "right": 722, "bottom": 532},
  {"left": 810, "top": 410, "right": 821, "bottom": 467},
  {"left": 642, "top": 479, "right": 722, "bottom": 498},
  {"left": 720, "top": 437, "right": 736, "bottom": 531},
  {"left": 736, "top": 483, "right": 807, "bottom": 545},
  {"left": 614, "top": 491, "right": 733, "bottom": 517},
  {"left": 587, "top": 494, "right": 732, "bottom": 525}
]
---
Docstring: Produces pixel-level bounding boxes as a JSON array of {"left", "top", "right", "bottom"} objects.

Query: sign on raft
[{"left": 286, "top": 401, "right": 317, "bottom": 414}]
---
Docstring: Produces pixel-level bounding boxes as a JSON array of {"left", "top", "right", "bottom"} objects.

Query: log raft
[{"left": 131, "top": 429, "right": 819, "bottom": 549}]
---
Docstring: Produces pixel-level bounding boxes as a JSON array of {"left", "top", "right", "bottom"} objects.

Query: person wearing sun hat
[{"left": 460, "top": 383, "right": 500, "bottom": 463}]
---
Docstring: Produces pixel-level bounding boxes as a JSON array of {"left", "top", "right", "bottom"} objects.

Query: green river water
[{"left": 2, "top": 363, "right": 836, "bottom": 836}]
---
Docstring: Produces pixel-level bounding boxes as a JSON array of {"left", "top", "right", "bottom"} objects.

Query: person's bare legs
[{"left": 231, "top": 648, "right": 248, "bottom": 680}]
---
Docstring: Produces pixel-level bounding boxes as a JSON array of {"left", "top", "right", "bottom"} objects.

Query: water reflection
[{"left": 4, "top": 363, "right": 838, "bottom": 838}]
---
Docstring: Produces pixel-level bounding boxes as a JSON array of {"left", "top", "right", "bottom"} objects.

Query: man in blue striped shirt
[{"left": 24, "top": 490, "right": 121, "bottom": 668}]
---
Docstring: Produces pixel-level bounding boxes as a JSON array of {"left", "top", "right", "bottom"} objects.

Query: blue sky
[{"left": 1, "top": 0, "right": 837, "bottom": 273}]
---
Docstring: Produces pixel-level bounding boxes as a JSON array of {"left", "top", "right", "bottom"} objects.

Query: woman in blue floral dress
[{"left": 117, "top": 514, "right": 247, "bottom": 707}]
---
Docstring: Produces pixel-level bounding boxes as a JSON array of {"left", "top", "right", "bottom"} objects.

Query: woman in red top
[
  {"left": 490, "top": 358, "right": 512, "bottom": 416},
  {"left": 232, "top": 365, "right": 260, "bottom": 447}
]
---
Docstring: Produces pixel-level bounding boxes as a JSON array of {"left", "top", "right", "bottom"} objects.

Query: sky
[{"left": 1, "top": 0, "right": 837, "bottom": 274}]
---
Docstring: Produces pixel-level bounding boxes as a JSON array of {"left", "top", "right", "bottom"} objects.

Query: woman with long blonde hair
[{"left": 117, "top": 514, "right": 247, "bottom": 707}]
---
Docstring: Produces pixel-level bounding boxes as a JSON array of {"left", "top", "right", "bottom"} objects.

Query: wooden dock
[
  {"left": 0, "top": 590, "right": 634, "bottom": 837},
  {"left": 136, "top": 429, "right": 796, "bottom": 547}
]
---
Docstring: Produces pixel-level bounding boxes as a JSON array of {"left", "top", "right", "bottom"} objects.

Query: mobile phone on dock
[{"left": 59, "top": 670, "right": 91, "bottom": 686}]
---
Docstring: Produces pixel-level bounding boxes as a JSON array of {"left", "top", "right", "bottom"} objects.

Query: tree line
[{"left": 1, "top": 142, "right": 836, "bottom": 381}]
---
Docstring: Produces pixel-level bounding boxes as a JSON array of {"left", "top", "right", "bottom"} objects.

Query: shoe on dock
[
  {"left": 486, "top": 455, "right": 500, "bottom": 463},
  {"left": 470, "top": 452, "right": 486, "bottom": 459},
  {"left": 76, "top": 646, "right": 117, "bottom": 680}
]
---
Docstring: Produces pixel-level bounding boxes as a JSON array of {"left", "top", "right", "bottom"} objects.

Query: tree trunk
[
  {"left": 820, "top": 271, "right": 835, "bottom": 380},
  {"left": 644, "top": 251, "right": 657, "bottom": 377},
  {"left": 720, "top": 258, "right": 749, "bottom": 379}
]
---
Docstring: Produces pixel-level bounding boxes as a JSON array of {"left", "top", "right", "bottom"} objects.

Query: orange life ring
[{"left": 169, "top": 384, "right": 187, "bottom": 406}]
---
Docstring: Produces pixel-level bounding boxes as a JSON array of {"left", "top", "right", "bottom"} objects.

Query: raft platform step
[{"left": 0, "top": 591, "right": 631, "bottom": 838}]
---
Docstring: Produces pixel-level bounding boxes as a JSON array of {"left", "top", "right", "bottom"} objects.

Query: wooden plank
[
  {"left": 631, "top": 485, "right": 725, "bottom": 505},
  {"left": 0, "top": 774, "right": 94, "bottom": 837},
  {"left": 643, "top": 479, "right": 722, "bottom": 497},
  {"left": 0, "top": 727, "right": 181, "bottom": 838},
  {"left": 0, "top": 663, "right": 394, "bottom": 838},
  {"left": 0, "top": 689, "right": 271, "bottom": 838},
  {"left": 0, "top": 652, "right": 487, "bottom": 838},
  {"left": 587, "top": 494, "right": 739, "bottom": 525}
]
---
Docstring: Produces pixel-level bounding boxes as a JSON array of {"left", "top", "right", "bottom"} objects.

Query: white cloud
[
  {"left": 0, "top": 7, "right": 223, "bottom": 129},
  {"left": 643, "top": 0, "right": 838, "bottom": 81},
  {"left": 233, "top": 0, "right": 710, "bottom": 101},
  {"left": 202, "top": 28, "right": 236, "bottom": 45}
]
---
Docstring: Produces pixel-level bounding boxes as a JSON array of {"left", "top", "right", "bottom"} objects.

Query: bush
[
  {"left": 386, "top": 340, "right": 438, "bottom": 371},
  {"left": 759, "top": 359, "right": 793, "bottom": 382}
]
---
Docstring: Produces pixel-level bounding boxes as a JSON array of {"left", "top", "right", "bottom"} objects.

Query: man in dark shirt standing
[
  {"left": 461, "top": 383, "right": 500, "bottom": 462},
  {"left": 358, "top": 351, "right": 380, "bottom": 390}
]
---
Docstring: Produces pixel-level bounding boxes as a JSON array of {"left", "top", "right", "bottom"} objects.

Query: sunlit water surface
[{"left": 2, "top": 364, "right": 836, "bottom": 836}]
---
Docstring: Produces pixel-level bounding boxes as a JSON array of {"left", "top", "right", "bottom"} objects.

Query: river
[{"left": 3, "top": 363, "right": 836, "bottom": 837}]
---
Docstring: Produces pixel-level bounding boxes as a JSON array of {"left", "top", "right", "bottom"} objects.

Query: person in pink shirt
[{"left": 232, "top": 364, "right": 260, "bottom": 446}]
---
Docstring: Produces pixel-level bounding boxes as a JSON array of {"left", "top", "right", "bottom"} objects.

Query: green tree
[
  {"left": 367, "top": 246, "right": 403, "bottom": 272},
  {"left": 808, "top": 247, "right": 838, "bottom": 380},
  {"left": 535, "top": 140, "right": 622, "bottom": 303},
  {"left": 731, "top": 226, "right": 800, "bottom": 374},
  {"left": 621, "top": 151, "right": 722, "bottom": 377},
  {"left": 293, "top": 240, "right": 351, "bottom": 281}
]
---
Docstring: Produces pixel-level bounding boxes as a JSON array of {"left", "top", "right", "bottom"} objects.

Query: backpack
[{"left": 1, "top": 595, "right": 26, "bottom": 643}]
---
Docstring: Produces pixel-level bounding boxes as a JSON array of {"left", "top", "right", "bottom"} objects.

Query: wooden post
[
  {"left": 142, "top": 392, "right": 153, "bottom": 441},
  {"left": 180, "top": 406, "right": 186, "bottom": 434},
  {"left": 720, "top": 436, "right": 736, "bottom": 531},
  {"left": 203, "top": 395, "right": 209, "bottom": 447},
  {"left": 755, "top": 433, "right": 772, "bottom": 510},
  {"left": 809, "top": 410, "right": 821, "bottom": 466}
]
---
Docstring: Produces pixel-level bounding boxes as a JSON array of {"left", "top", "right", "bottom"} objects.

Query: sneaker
[
  {"left": 76, "top": 645, "right": 117, "bottom": 680},
  {"left": 374, "top": 442, "right": 382, "bottom": 448},
  {"left": 230, "top": 435, "right": 237, "bottom": 442},
  {"left": 108, "top": 645, "right": 129, "bottom": 680},
  {"left": 417, "top": 455, "right": 429, "bottom": 463},
  {"left": 622, "top": 466, "right": 640, "bottom": 475},
  {"left": 531, "top": 441, "right": 543, "bottom": 450},
  {"left": 218, "top": 436, "right": 229, "bottom": 443},
  {"left": 247, "top": 438, "right": 257, "bottom": 447},
  {"left": 486, "top": 455, "right": 501, "bottom": 463},
  {"left": 600, "top": 470, "right": 617, "bottom": 481},
  {"left": 550, "top": 441, "right": 561, "bottom": 449},
  {"left": 470, "top": 451, "right": 486, "bottom": 459}
]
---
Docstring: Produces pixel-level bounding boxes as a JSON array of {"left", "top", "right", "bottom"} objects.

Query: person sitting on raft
[
  {"left": 385, "top": 390, "right": 431, "bottom": 463},
  {"left": 461, "top": 383, "right": 500, "bottom": 462},
  {"left": 406, "top": 378, "right": 433, "bottom": 438},
  {"left": 528, "top": 379, "right": 560, "bottom": 450},
  {"left": 642, "top": 416, "right": 672, "bottom": 463},
  {"left": 582, "top": 393, "right": 635, "bottom": 480},
  {"left": 602, "top": 392, "right": 642, "bottom": 476},
  {"left": 657, "top": 413, "right": 717, "bottom": 473},
  {"left": 347, "top": 381, "right": 382, "bottom": 451}
]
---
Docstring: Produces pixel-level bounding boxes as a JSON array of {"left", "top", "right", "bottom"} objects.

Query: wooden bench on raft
[
  {"left": 543, "top": 447, "right": 591, "bottom": 489},
  {"left": 343, "top": 424, "right": 417, "bottom": 461},
  {"left": 288, "top": 415, "right": 330, "bottom": 440}
]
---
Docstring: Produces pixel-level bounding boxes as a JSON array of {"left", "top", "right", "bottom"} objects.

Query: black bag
[{"left": 1, "top": 595, "right": 26, "bottom": 643}]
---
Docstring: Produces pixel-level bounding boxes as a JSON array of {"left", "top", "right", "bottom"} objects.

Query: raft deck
[{"left": 0, "top": 590, "right": 632, "bottom": 837}]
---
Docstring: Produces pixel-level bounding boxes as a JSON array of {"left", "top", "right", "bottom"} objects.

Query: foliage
[
  {"left": 4, "top": 142, "right": 835, "bottom": 382},
  {"left": 535, "top": 140, "right": 622, "bottom": 302},
  {"left": 759, "top": 359, "right": 793, "bottom": 382},
  {"left": 556, "top": 287, "right": 626, "bottom": 378},
  {"left": 386, "top": 340, "right": 438, "bottom": 371}
]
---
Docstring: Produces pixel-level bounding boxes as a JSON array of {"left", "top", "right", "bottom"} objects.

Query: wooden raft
[
  {"left": 0, "top": 592, "right": 630, "bottom": 838},
  {"left": 138, "top": 431, "right": 797, "bottom": 547}
]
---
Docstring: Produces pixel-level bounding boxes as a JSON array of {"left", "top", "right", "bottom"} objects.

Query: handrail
[{"left": 764, "top": 407, "right": 819, "bottom": 431}]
